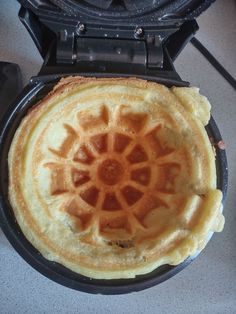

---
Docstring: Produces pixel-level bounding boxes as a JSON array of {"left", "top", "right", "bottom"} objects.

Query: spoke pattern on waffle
[
  {"left": 74, "top": 180, "right": 94, "bottom": 193},
  {"left": 45, "top": 160, "right": 91, "bottom": 171},
  {"left": 106, "top": 131, "right": 114, "bottom": 152},
  {"left": 129, "top": 160, "right": 150, "bottom": 170},
  {"left": 115, "top": 190, "right": 130, "bottom": 211},
  {"left": 125, "top": 180, "right": 147, "bottom": 194},
  {"left": 44, "top": 103, "right": 187, "bottom": 239},
  {"left": 91, "top": 188, "right": 105, "bottom": 212}
]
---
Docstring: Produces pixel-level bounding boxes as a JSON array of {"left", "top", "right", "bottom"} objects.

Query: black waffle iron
[{"left": 0, "top": 0, "right": 228, "bottom": 294}]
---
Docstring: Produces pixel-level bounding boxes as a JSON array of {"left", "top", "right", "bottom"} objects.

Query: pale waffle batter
[{"left": 8, "top": 77, "right": 224, "bottom": 279}]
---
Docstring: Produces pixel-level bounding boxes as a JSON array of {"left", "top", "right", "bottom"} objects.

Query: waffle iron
[{"left": 0, "top": 0, "right": 228, "bottom": 294}]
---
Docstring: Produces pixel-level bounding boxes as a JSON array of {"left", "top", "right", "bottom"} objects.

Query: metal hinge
[
  {"left": 146, "top": 35, "right": 163, "bottom": 68},
  {"left": 57, "top": 32, "right": 164, "bottom": 69},
  {"left": 57, "top": 30, "right": 75, "bottom": 64}
]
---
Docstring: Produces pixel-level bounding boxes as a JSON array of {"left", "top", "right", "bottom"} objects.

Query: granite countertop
[{"left": 0, "top": 1, "right": 236, "bottom": 313}]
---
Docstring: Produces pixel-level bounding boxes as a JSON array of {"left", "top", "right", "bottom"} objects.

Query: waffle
[{"left": 8, "top": 77, "right": 224, "bottom": 279}]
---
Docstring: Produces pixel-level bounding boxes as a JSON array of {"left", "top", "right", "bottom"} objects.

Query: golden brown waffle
[{"left": 8, "top": 77, "right": 224, "bottom": 279}]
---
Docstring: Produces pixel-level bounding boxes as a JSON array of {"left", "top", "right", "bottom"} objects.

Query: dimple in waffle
[{"left": 8, "top": 77, "right": 224, "bottom": 279}]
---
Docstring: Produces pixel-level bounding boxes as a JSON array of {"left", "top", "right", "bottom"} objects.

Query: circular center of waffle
[{"left": 98, "top": 159, "right": 124, "bottom": 186}]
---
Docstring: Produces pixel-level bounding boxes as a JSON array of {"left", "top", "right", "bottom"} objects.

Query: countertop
[{"left": 0, "top": 1, "right": 236, "bottom": 313}]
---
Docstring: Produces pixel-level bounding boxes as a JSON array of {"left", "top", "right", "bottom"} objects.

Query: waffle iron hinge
[
  {"left": 57, "top": 30, "right": 75, "bottom": 64},
  {"left": 57, "top": 32, "right": 164, "bottom": 70},
  {"left": 146, "top": 35, "right": 163, "bottom": 68}
]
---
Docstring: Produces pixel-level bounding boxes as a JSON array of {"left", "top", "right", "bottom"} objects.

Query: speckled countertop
[{"left": 0, "top": 1, "right": 236, "bottom": 313}]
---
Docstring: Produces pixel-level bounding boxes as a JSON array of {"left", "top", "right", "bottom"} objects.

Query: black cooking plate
[
  {"left": 50, "top": 0, "right": 215, "bottom": 19},
  {"left": 0, "top": 73, "right": 228, "bottom": 294}
]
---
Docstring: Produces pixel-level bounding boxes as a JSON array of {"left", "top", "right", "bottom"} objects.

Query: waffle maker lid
[
  {"left": 49, "top": 0, "right": 215, "bottom": 19},
  {"left": 17, "top": 0, "right": 215, "bottom": 75}
]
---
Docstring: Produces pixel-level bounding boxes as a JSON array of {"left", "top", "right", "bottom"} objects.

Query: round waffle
[{"left": 8, "top": 77, "right": 224, "bottom": 279}]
